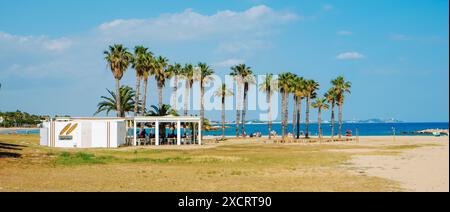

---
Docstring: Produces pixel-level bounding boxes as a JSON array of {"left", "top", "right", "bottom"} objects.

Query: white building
[{"left": 40, "top": 116, "right": 202, "bottom": 148}]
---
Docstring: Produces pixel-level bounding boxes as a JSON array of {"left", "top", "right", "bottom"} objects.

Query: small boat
[{"left": 432, "top": 132, "right": 441, "bottom": 137}]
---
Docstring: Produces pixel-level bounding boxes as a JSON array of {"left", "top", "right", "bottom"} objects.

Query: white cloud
[
  {"left": 336, "top": 52, "right": 365, "bottom": 60},
  {"left": 0, "top": 31, "right": 72, "bottom": 52},
  {"left": 96, "top": 5, "right": 298, "bottom": 42},
  {"left": 337, "top": 30, "right": 352, "bottom": 36},
  {"left": 215, "top": 59, "right": 246, "bottom": 68},
  {"left": 0, "top": 5, "right": 298, "bottom": 80}
]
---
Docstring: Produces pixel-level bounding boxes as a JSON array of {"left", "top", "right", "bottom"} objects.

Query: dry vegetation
[{"left": 2, "top": 134, "right": 443, "bottom": 192}]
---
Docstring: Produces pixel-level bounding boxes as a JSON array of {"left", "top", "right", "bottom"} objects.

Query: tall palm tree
[
  {"left": 325, "top": 88, "right": 338, "bottom": 140},
  {"left": 230, "top": 65, "right": 242, "bottom": 137},
  {"left": 304, "top": 79, "right": 319, "bottom": 138},
  {"left": 214, "top": 84, "right": 234, "bottom": 140},
  {"left": 278, "top": 72, "right": 297, "bottom": 139},
  {"left": 293, "top": 76, "right": 306, "bottom": 139},
  {"left": 140, "top": 53, "right": 156, "bottom": 115},
  {"left": 259, "top": 73, "right": 278, "bottom": 139},
  {"left": 312, "top": 97, "right": 330, "bottom": 139},
  {"left": 240, "top": 66, "right": 255, "bottom": 137},
  {"left": 103, "top": 44, "right": 132, "bottom": 117},
  {"left": 167, "top": 63, "right": 182, "bottom": 111},
  {"left": 131, "top": 46, "right": 153, "bottom": 116},
  {"left": 94, "top": 86, "right": 139, "bottom": 116},
  {"left": 154, "top": 56, "right": 170, "bottom": 108},
  {"left": 332, "top": 76, "right": 352, "bottom": 139},
  {"left": 230, "top": 64, "right": 249, "bottom": 137},
  {"left": 196, "top": 63, "right": 215, "bottom": 132},
  {"left": 181, "top": 64, "right": 195, "bottom": 116}
]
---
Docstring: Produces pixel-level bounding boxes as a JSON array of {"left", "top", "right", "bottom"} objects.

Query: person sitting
[{"left": 138, "top": 127, "right": 147, "bottom": 139}]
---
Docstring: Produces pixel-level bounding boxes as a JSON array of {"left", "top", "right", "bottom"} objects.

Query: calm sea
[
  {"left": 1, "top": 122, "right": 448, "bottom": 136},
  {"left": 204, "top": 122, "right": 449, "bottom": 136}
]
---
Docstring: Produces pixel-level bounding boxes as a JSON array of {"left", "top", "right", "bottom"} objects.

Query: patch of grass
[{"left": 55, "top": 152, "right": 118, "bottom": 166}]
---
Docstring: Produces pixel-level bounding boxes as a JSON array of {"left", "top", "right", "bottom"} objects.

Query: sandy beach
[{"left": 346, "top": 136, "right": 449, "bottom": 192}]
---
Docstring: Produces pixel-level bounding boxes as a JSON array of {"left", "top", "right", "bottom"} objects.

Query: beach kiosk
[
  {"left": 40, "top": 117, "right": 127, "bottom": 148},
  {"left": 40, "top": 116, "right": 202, "bottom": 148}
]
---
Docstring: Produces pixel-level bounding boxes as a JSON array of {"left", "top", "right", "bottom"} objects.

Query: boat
[{"left": 432, "top": 132, "right": 441, "bottom": 137}]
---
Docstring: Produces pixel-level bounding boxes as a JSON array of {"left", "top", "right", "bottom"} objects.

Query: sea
[
  {"left": 1, "top": 122, "right": 448, "bottom": 137},
  {"left": 204, "top": 122, "right": 449, "bottom": 137}
]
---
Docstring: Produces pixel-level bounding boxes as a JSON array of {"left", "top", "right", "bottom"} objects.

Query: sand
[{"left": 349, "top": 136, "right": 449, "bottom": 192}]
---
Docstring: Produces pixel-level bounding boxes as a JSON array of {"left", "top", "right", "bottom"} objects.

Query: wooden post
[
  {"left": 155, "top": 121, "right": 160, "bottom": 146},
  {"left": 356, "top": 128, "right": 359, "bottom": 143},
  {"left": 133, "top": 120, "right": 137, "bottom": 146},
  {"left": 177, "top": 121, "right": 181, "bottom": 146},
  {"left": 198, "top": 120, "right": 202, "bottom": 145}
]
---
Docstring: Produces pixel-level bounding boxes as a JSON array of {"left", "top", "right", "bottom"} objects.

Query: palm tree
[
  {"left": 132, "top": 46, "right": 153, "bottom": 116},
  {"left": 312, "top": 98, "right": 330, "bottom": 139},
  {"left": 147, "top": 104, "right": 178, "bottom": 139},
  {"left": 167, "top": 63, "right": 182, "bottom": 111},
  {"left": 181, "top": 64, "right": 195, "bottom": 116},
  {"left": 332, "top": 76, "right": 352, "bottom": 139},
  {"left": 147, "top": 104, "right": 177, "bottom": 116},
  {"left": 293, "top": 76, "right": 306, "bottom": 139},
  {"left": 325, "top": 88, "right": 338, "bottom": 140},
  {"left": 278, "top": 72, "right": 297, "bottom": 139},
  {"left": 196, "top": 63, "right": 215, "bottom": 132},
  {"left": 94, "top": 86, "right": 138, "bottom": 116},
  {"left": 103, "top": 44, "right": 133, "bottom": 117},
  {"left": 240, "top": 66, "right": 255, "bottom": 137},
  {"left": 154, "top": 56, "right": 170, "bottom": 108},
  {"left": 140, "top": 53, "right": 156, "bottom": 115},
  {"left": 304, "top": 79, "right": 319, "bottom": 138},
  {"left": 259, "top": 73, "right": 278, "bottom": 139},
  {"left": 214, "top": 84, "right": 234, "bottom": 140},
  {"left": 230, "top": 64, "right": 249, "bottom": 137}
]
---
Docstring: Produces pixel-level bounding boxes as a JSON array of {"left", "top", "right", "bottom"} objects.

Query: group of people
[{"left": 136, "top": 127, "right": 197, "bottom": 145}]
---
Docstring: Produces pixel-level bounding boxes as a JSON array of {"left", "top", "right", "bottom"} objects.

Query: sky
[{"left": 0, "top": 0, "right": 448, "bottom": 122}]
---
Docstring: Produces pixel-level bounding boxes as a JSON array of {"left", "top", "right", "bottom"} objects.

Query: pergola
[{"left": 127, "top": 116, "right": 202, "bottom": 146}]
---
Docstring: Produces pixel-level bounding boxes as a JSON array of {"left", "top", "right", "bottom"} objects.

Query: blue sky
[{"left": 0, "top": 0, "right": 448, "bottom": 122}]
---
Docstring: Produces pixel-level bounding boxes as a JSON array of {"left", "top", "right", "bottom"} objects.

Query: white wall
[
  {"left": 90, "top": 122, "right": 107, "bottom": 148},
  {"left": 41, "top": 119, "right": 126, "bottom": 148}
]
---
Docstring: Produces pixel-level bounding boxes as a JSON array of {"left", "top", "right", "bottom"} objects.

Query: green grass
[{"left": 2, "top": 134, "right": 423, "bottom": 191}]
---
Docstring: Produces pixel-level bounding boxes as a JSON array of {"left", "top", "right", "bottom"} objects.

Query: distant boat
[{"left": 432, "top": 132, "right": 441, "bottom": 137}]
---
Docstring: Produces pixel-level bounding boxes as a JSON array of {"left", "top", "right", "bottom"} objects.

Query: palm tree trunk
[
  {"left": 292, "top": 96, "right": 297, "bottom": 136},
  {"left": 318, "top": 108, "right": 322, "bottom": 138},
  {"left": 183, "top": 82, "right": 190, "bottom": 138},
  {"left": 172, "top": 76, "right": 178, "bottom": 110},
  {"left": 200, "top": 82, "right": 205, "bottom": 139},
  {"left": 281, "top": 91, "right": 286, "bottom": 139},
  {"left": 284, "top": 92, "right": 289, "bottom": 138},
  {"left": 331, "top": 102, "right": 335, "bottom": 141},
  {"left": 221, "top": 95, "right": 225, "bottom": 140},
  {"left": 296, "top": 98, "right": 302, "bottom": 139},
  {"left": 141, "top": 78, "right": 148, "bottom": 115},
  {"left": 115, "top": 78, "right": 122, "bottom": 117},
  {"left": 267, "top": 93, "right": 272, "bottom": 140},
  {"left": 338, "top": 103, "right": 343, "bottom": 139},
  {"left": 305, "top": 95, "right": 310, "bottom": 138},
  {"left": 158, "top": 81, "right": 163, "bottom": 108},
  {"left": 184, "top": 82, "right": 189, "bottom": 116},
  {"left": 241, "top": 83, "right": 248, "bottom": 137},
  {"left": 235, "top": 81, "right": 242, "bottom": 138},
  {"left": 134, "top": 76, "right": 141, "bottom": 116}
]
